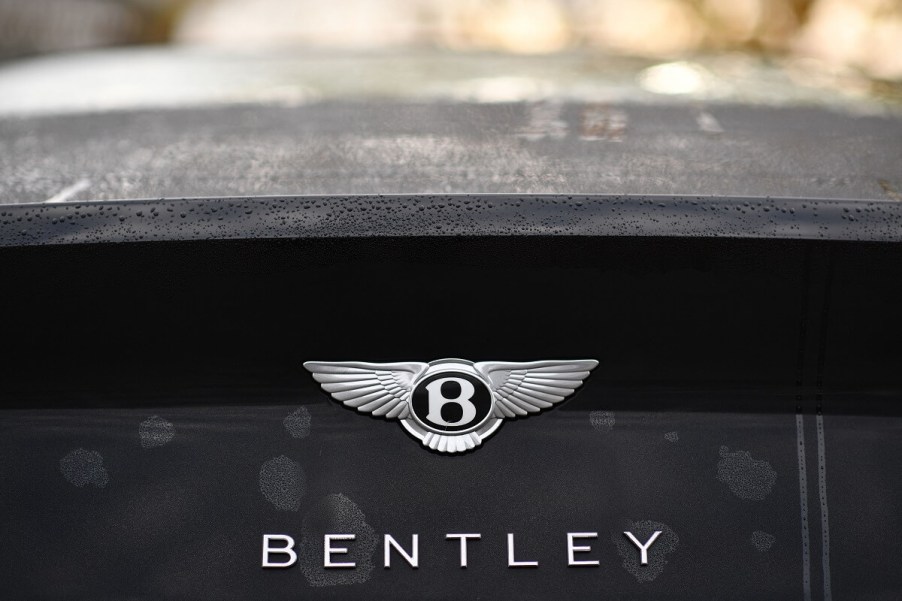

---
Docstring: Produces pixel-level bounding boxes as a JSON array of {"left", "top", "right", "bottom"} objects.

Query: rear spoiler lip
[{"left": 2, "top": 193, "right": 901, "bottom": 247}]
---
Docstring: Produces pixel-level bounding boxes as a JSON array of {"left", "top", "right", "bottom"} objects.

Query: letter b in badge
[
  {"left": 424, "top": 378, "right": 476, "bottom": 426},
  {"left": 411, "top": 372, "right": 492, "bottom": 433}
]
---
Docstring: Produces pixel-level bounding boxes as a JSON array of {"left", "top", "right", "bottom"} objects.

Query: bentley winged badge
[{"left": 303, "top": 358, "right": 598, "bottom": 453}]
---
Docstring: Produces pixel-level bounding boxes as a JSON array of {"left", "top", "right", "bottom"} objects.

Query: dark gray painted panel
[{"left": 1, "top": 102, "right": 900, "bottom": 204}]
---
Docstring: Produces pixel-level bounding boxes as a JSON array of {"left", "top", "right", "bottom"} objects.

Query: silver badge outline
[{"left": 303, "top": 358, "right": 599, "bottom": 454}]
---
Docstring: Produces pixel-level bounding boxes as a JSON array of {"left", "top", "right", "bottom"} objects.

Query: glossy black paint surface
[
  {"left": 1, "top": 234, "right": 900, "bottom": 599},
  {"left": 2, "top": 195, "right": 902, "bottom": 247}
]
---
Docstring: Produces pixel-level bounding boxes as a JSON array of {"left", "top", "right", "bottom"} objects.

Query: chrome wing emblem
[{"left": 304, "top": 358, "right": 598, "bottom": 454}]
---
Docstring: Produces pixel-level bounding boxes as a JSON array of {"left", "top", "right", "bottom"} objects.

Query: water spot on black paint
[
  {"left": 751, "top": 530, "right": 775, "bottom": 551},
  {"left": 717, "top": 446, "right": 776, "bottom": 500},
  {"left": 259, "top": 455, "right": 305, "bottom": 511},
  {"left": 612, "top": 520, "right": 678, "bottom": 582},
  {"left": 283, "top": 407, "right": 311, "bottom": 439},
  {"left": 664, "top": 431, "right": 679, "bottom": 442},
  {"left": 59, "top": 448, "right": 109, "bottom": 488},
  {"left": 298, "top": 494, "right": 378, "bottom": 586},
  {"left": 590, "top": 410, "right": 615, "bottom": 431},
  {"left": 139, "top": 415, "right": 175, "bottom": 448}
]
